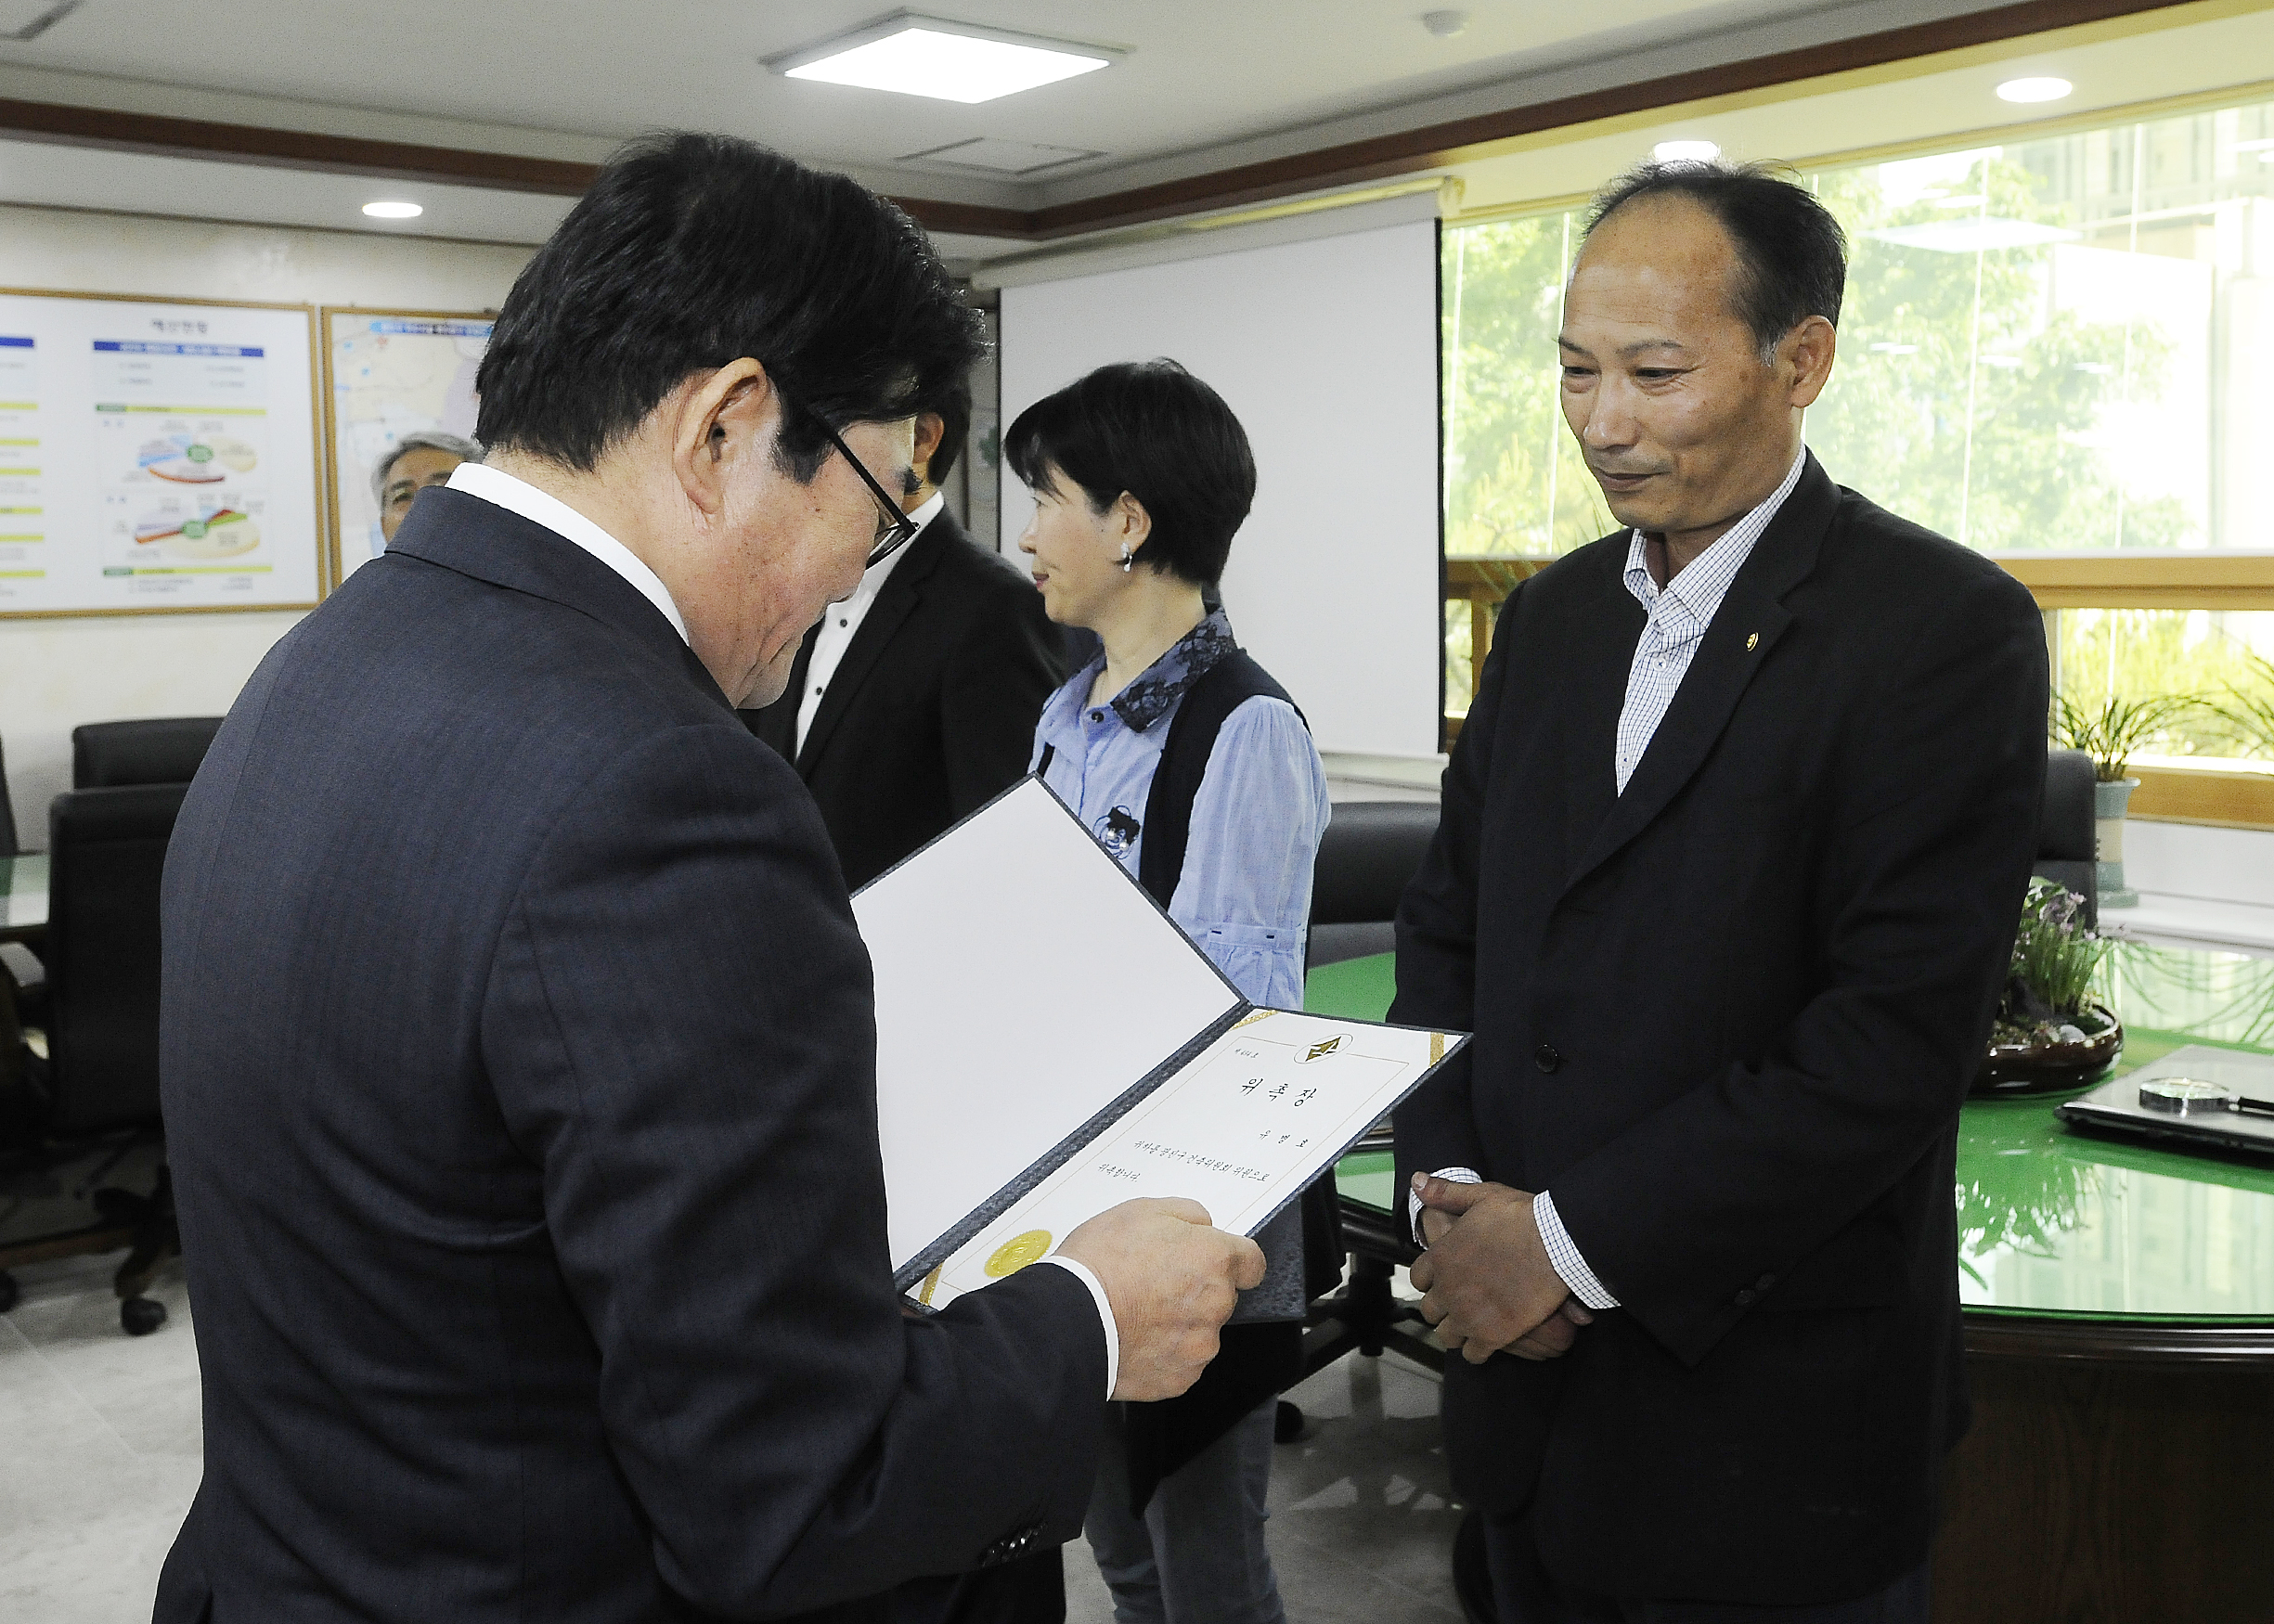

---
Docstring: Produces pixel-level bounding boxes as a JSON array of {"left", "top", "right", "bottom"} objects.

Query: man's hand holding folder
[{"left": 1060, "top": 1197, "right": 1266, "bottom": 1401}]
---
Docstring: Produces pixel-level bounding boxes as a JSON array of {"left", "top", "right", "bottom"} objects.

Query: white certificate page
[{"left": 911, "top": 1010, "right": 1453, "bottom": 1310}]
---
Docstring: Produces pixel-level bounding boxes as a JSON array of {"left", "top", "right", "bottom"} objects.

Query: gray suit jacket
[{"left": 156, "top": 487, "right": 1105, "bottom": 1623}]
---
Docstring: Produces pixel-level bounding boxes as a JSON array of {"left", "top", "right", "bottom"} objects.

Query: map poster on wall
[
  {"left": 321, "top": 308, "right": 492, "bottom": 586},
  {"left": 0, "top": 290, "right": 322, "bottom": 618}
]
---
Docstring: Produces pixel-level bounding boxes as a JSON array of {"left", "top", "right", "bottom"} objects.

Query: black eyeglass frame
[{"left": 793, "top": 400, "right": 922, "bottom": 570}]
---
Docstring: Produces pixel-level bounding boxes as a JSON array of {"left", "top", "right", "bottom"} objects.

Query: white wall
[
  {"left": 997, "top": 205, "right": 1442, "bottom": 759},
  {"left": 2127, "top": 818, "right": 2274, "bottom": 909},
  {"left": 0, "top": 204, "right": 531, "bottom": 847}
]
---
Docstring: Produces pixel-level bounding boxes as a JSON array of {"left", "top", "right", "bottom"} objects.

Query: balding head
[{"left": 1557, "top": 181, "right": 1839, "bottom": 563}]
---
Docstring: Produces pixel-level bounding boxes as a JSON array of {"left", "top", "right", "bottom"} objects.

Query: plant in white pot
[{"left": 2049, "top": 692, "right": 2203, "bottom": 909}]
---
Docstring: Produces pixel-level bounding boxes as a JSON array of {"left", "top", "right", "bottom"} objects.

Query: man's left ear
[
  {"left": 672, "top": 357, "right": 775, "bottom": 519},
  {"left": 1787, "top": 316, "right": 1837, "bottom": 409},
  {"left": 911, "top": 412, "right": 947, "bottom": 480}
]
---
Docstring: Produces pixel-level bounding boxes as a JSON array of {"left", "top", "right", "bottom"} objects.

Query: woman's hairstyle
[
  {"left": 1003, "top": 359, "right": 1256, "bottom": 586},
  {"left": 476, "top": 131, "right": 984, "bottom": 479}
]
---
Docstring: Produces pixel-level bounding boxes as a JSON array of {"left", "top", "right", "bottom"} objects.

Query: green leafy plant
[
  {"left": 2213, "top": 651, "right": 2274, "bottom": 760},
  {"left": 2050, "top": 690, "right": 2206, "bottom": 782},
  {"left": 1992, "top": 879, "right": 2116, "bottom": 1046}
]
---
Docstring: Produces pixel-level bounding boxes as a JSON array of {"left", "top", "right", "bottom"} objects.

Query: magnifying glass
[{"left": 2138, "top": 1076, "right": 2274, "bottom": 1117}]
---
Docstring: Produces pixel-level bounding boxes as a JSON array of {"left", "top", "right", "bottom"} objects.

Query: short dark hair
[
  {"left": 476, "top": 131, "right": 984, "bottom": 478},
  {"left": 919, "top": 375, "right": 972, "bottom": 489},
  {"left": 1002, "top": 360, "right": 1255, "bottom": 586},
  {"left": 1586, "top": 161, "right": 1847, "bottom": 359}
]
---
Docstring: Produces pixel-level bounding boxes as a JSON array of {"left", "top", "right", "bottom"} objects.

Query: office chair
[
  {"left": 0, "top": 732, "right": 16, "bottom": 857},
  {"left": 1278, "top": 801, "right": 1442, "bottom": 1439},
  {"left": 71, "top": 716, "right": 225, "bottom": 790},
  {"left": 1306, "top": 800, "right": 1441, "bottom": 968},
  {"left": 0, "top": 732, "right": 44, "bottom": 1022},
  {"left": 0, "top": 783, "right": 187, "bottom": 1334},
  {"left": 2035, "top": 748, "right": 2099, "bottom": 928}
]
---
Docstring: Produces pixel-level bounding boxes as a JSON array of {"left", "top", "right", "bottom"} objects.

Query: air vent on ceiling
[
  {"left": 898, "top": 137, "right": 1104, "bottom": 176},
  {"left": 1, "top": 0, "right": 84, "bottom": 41}
]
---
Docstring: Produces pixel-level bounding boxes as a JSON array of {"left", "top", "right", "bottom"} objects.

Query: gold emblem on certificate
[
  {"left": 985, "top": 1229, "right": 1053, "bottom": 1277},
  {"left": 1299, "top": 1036, "right": 1344, "bottom": 1064}
]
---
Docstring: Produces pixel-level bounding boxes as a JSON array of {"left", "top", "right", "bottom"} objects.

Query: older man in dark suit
[
  {"left": 155, "top": 133, "right": 1261, "bottom": 1624},
  {"left": 743, "top": 379, "right": 1072, "bottom": 891},
  {"left": 1392, "top": 163, "right": 2047, "bottom": 1621}
]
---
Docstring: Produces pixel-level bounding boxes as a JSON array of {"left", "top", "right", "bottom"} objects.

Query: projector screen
[{"left": 997, "top": 208, "right": 1441, "bottom": 758}]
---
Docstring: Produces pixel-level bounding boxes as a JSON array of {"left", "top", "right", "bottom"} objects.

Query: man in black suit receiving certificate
[
  {"left": 157, "top": 133, "right": 1262, "bottom": 1624},
  {"left": 1391, "top": 163, "right": 2048, "bottom": 1621}
]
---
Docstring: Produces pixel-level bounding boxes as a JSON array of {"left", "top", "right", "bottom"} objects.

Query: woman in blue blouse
[{"left": 1009, "top": 360, "right": 1330, "bottom": 1624}]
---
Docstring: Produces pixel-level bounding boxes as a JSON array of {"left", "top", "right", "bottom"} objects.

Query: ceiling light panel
[
  {"left": 898, "top": 137, "right": 1104, "bottom": 175},
  {"left": 768, "top": 14, "right": 1118, "bottom": 105},
  {"left": 0, "top": 0, "right": 83, "bottom": 42}
]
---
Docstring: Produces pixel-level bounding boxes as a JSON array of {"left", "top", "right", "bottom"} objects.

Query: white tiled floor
[
  {"left": 0, "top": 1237, "right": 1459, "bottom": 1624},
  {"left": 0, "top": 1251, "right": 199, "bottom": 1624}
]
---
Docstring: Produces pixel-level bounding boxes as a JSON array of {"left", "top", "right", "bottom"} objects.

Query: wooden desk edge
[{"left": 1962, "top": 1312, "right": 2274, "bottom": 1364}]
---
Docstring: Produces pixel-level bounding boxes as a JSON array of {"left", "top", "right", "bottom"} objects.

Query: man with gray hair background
[{"left": 370, "top": 428, "right": 484, "bottom": 547}]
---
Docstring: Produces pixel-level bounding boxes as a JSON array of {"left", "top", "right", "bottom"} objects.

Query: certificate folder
[{"left": 852, "top": 775, "right": 1466, "bottom": 1309}]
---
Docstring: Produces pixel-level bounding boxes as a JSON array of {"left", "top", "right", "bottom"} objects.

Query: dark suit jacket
[
  {"left": 156, "top": 488, "right": 1105, "bottom": 1624},
  {"left": 742, "top": 509, "right": 1071, "bottom": 891},
  {"left": 1390, "top": 455, "right": 2047, "bottom": 1605}
]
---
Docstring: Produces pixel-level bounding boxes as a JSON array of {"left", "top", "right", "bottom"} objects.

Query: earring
[{"left": 1119, "top": 541, "right": 1133, "bottom": 573}]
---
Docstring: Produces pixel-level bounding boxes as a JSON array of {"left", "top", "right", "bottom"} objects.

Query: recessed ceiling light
[
  {"left": 1653, "top": 140, "right": 1721, "bottom": 164},
  {"left": 362, "top": 200, "right": 422, "bottom": 220},
  {"left": 767, "top": 14, "right": 1118, "bottom": 105},
  {"left": 1996, "top": 76, "right": 2073, "bottom": 104},
  {"left": 1421, "top": 9, "right": 1469, "bottom": 37}
]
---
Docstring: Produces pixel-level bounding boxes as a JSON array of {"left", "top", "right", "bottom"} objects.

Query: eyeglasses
[{"left": 802, "top": 406, "right": 921, "bottom": 570}]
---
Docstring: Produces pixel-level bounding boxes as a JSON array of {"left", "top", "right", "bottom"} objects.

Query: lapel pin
[{"left": 1745, "top": 632, "right": 1760, "bottom": 651}]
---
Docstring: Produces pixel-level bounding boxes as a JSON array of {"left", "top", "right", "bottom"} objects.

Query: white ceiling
[
  {"left": 0, "top": 0, "right": 2259, "bottom": 264},
  {"left": 0, "top": 0, "right": 2037, "bottom": 208}
]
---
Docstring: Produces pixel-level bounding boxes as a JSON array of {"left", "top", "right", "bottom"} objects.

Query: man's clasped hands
[{"left": 1409, "top": 1174, "right": 1596, "bottom": 1363}]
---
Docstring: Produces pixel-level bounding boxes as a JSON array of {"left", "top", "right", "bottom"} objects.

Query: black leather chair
[
  {"left": 0, "top": 783, "right": 186, "bottom": 1333},
  {"left": 0, "top": 732, "right": 17, "bottom": 857},
  {"left": 1307, "top": 800, "right": 1441, "bottom": 968},
  {"left": 0, "top": 731, "right": 45, "bottom": 1022},
  {"left": 71, "top": 715, "right": 224, "bottom": 790},
  {"left": 2035, "top": 747, "right": 2098, "bottom": 927}
]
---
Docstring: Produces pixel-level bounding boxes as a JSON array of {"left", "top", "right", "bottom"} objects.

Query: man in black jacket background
[
  {"left": 1391, "top": 163, "right": 2047, "bottom": 1620},
  {"left": 743, "top": 379, "right": 1074, "bottom": 891}
]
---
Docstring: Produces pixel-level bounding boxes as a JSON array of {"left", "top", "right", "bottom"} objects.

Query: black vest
[{"left": 1074, "top": 647, "right": 1344, "bottom": 1506}]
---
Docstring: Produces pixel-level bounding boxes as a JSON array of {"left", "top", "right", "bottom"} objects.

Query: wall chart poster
[
  {"left": 0, "top": 290, "right": 322, "bottom": 618},
  {"left": 321, "top": 308, "right": 492, "bottom": 586}
]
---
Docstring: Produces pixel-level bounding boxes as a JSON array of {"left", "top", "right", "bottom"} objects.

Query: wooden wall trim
[
  {"left": 1998, "top": 552, "right": 2274, "bottom": 610},
  {"left": 0, "top": 96, "right": 601, "bottom": 195},
  {"left": 2130, "top": 764, "right": 2274, "bottom": 829},
  {"left": 0, "top": 96, "right": 1033, "bottom": 238},
  {"left": 0, "top": 0, "right": 2208, "bottom": 244}
]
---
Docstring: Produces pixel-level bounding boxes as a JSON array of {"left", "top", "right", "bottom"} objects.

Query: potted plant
[
  {"left": 1976, "top": 878, "right": 2122, "bottom": 1095},
  {"left": 2049, "top": 692, "right": 2203, "bottom": 909}
]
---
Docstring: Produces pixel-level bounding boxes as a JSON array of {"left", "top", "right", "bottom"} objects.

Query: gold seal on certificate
[{"left": 985, "top": 1230, "right": 1053, "bottom": 1277}]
